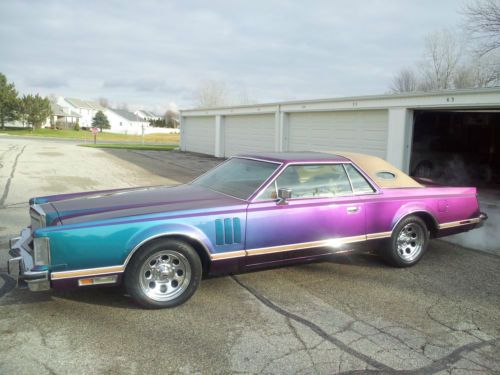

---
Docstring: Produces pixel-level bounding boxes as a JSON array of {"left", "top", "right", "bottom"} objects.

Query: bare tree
[
  {"left": 165, "top": 109, "right": 179, "bottom": 128},
  {"left": 464, "top": 0, "right": 500, "bottom": 55},
  {"left": 235, "top": 86, "right": 257, "bottom": 105},
  {"left": 389, "top": 9, "right": 500, "bottom": 93},
  {"left": 117, "top": 102, "right": 129, "bottom": 111},
  {"left": 98, "top": 97, "right": 109, "bottom": 108},
  {"left": 418, "top": 30, "right": 462, "bottom": 91},
  {"left": 195, "top": 80, "right": 228, "bottom": 108},
  {"left": 390, "top": 68, "right": 418, "bottom": 93},
  {"left": 454, "top": 54, "right": 500, "bottom": 88}
]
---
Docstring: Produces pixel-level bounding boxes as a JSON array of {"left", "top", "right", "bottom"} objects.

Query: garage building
[{"left": 180, "top": 88, "right": 500, "bottom": 252}]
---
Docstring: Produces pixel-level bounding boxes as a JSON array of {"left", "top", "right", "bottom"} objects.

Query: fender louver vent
[{"left": 215, "top": 218, "right": 242, "bottom": 245}]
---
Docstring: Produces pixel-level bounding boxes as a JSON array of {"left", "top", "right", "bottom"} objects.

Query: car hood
[{"left": 43, "top": 184, "right": 245, "bottom": 225}]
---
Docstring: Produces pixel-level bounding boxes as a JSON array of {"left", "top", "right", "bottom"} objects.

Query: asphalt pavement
[{"left": 0, "top": 138, "right": 498, "bottom": 374}]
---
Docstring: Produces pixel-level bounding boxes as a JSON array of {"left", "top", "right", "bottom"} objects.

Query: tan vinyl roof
[{"left": 331, "top": 151, "right": 423, "bottom": 189}]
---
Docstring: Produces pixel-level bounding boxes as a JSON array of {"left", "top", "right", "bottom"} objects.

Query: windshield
[{"left": 192, "top": 158, "right": 279, "bottom": 200}]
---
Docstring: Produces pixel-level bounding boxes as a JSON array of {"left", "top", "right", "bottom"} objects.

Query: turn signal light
[{"left": 78, "top": 275, "right": 118, "bottom": 286}]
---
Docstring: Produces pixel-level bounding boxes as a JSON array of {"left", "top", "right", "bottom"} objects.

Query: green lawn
[
  {"left": 0, "top": 126, "right": 180, "bottom": 144},
  {"left": 79, "top": 143, "right": 178, "bottom": 151}
]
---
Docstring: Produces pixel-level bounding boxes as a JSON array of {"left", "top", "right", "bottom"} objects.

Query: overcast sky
[{"left": 0, "top": 0, "right": 466, "bottom": 112}]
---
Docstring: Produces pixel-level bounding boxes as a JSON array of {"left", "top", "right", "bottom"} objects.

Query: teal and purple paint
[{"left": 14, "top": 152, "right": 486, "bottom": 290}]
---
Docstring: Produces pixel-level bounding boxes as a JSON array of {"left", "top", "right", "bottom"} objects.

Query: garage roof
[{"left": 182, "top": 87, "right": 500, "bottom": 115}]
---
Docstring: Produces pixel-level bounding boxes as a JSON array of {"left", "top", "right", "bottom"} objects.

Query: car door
[{"left": 244, "top": 163, "right": 367, "bottom": 268}]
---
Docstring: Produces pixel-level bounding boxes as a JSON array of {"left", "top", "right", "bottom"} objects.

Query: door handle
[{"left": 347, "top": 206, "right": 360, "bottom": 213}]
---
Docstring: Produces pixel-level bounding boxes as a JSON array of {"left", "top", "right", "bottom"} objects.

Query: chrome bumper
[
  {"left": 475, "top": 212, "right": 488, "bottom": 229},
  {"left": 8, "top": 227, "right": 50, "bottom": 292}
]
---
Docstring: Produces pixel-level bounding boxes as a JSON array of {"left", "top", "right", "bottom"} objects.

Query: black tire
[
  {"left": 381, "top": 216, "right": 429, "bottom": 268},
  {"left": 125, "top": 239, "right": 202, "bottom": 308}
]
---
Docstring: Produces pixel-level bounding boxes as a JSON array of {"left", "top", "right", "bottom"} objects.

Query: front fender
[{"left": 123, "top": 222, "right": 215, "bottom": 265}]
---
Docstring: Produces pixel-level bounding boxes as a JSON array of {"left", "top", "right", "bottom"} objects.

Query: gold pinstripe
[
  {"left": 52, "top": 217, "right": 479, "bottom": 281},
  {"left": 51, "top": 265, "right": 125, "bottom": 280},
  {"left": 438, "top": 217, "right": 480, "bottom": 230}
]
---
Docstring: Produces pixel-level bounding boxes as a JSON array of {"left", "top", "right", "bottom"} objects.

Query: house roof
[
  {"left": 138, "top": 110, "right": 159, "bottom": 118},
  {"left": 65, "top": 98, "right": 104, "bottom": 111},
  {"left": 50, "top": 102, "right": 81, "bottom": 118},
  {"left": 109, "top": 108, "right": 141, "bottom": 122}
]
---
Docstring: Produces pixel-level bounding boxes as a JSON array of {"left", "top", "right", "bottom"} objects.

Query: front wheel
[
  {"left": 125, "top": 239, "right": 202, "bottom": 308},
  {"left": 381, "top": 216, "right": 429, "bottom": 267}
]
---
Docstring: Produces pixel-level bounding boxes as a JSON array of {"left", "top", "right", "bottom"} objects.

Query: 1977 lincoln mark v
[{"left": 7, "top": 152, "right": 487, "bottom": 308}]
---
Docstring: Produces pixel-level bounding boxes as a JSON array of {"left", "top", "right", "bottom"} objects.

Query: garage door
[
  {"left": 182, "top": 116, "right": 215, "bottom": 155},
  {"left": 224, "top": 114, "right": 275, "bottom": 157},
  {"left": 288, "top": 110, "right": 388, "bottom": 158}
]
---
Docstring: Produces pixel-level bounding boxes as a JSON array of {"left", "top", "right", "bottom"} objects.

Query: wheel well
[
  {"left": 411, "top": 212, "right": 439, "bottom": 238},
  {"left": 126, "top": 235, "right": 211, "bottom": 275}
]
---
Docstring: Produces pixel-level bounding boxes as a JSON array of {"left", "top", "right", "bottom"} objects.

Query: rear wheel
[
  {"left": 125, "top": 239, "right": 202, "bottom": 308},
  {"left": 381, "top": 216, "right": 429, "bottom": 267}
]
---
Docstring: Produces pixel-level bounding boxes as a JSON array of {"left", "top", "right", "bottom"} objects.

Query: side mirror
[{"left": 277, "top": 188, "right": 292, "bottom": 205}]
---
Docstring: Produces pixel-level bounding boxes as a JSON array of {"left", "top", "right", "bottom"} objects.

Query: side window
[
  {"left": 260, "top": 181, "right": 277, "bottom": 200},
  {"left": 260, "top": 164, "right": 353, "bottom": 199},
  {"left": 344, "top": 164, "right": 376, "bottom": 194}
]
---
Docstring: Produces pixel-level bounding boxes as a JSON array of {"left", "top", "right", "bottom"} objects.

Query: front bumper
[{"left": 7, "top": 227, "right": 50, "bottom": 292}]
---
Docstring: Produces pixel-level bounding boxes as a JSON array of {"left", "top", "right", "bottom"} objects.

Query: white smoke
[{"left": 444, "top": 192, "right": 500, "bottom": 254}]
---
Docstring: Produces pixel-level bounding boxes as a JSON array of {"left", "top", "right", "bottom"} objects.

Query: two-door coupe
[{"left": 7, "top": 152, "right": 487, "bottom": 308}]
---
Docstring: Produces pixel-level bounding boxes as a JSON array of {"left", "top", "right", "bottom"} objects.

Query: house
[
  {"left": 59, "top": 97, "right": 105, "bottom": 129},
  {"left": 45, "top": 101, "right": 81, "bottom": 129},
  {"left": 105, "top": 108, "right": 150, "bottom": 135},
  {"left": 134, "top": 110, "right": 161, "bottom": 122}
]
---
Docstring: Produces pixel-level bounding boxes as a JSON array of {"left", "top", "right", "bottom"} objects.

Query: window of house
[{"left": 259, "top": 164, "right": 353, "bottom": 200}]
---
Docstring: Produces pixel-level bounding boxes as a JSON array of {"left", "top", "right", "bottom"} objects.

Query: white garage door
[
  {"left": 182, "top": 116, "right": 215, "bottom": 155},
  {"left": 224, "top": 114, "right": 275, "bottom": 157},
  {"left": 288, "top": 110, "right": 388, "bottom": 158}
]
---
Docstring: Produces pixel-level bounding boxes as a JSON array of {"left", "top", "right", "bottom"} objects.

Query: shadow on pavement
[{"left": 101, "top": 149, "right": 223, "bottom": 184}]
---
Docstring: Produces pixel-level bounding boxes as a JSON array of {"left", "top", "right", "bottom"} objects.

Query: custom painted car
[{"left": 7, "top": 152, "right": 487, "bottom": 308}]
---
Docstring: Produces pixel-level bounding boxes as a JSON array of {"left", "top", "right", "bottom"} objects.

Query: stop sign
[{"left": 91, "top": 127, "right": 99, "bottom": 135}]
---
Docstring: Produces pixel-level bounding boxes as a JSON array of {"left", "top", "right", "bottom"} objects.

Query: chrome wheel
[
  {"left": 139, "top": 250, "right": 192, "bottom": 302},
  {"left": 396, "top": 223, "right": 424, "bottom": 262}
]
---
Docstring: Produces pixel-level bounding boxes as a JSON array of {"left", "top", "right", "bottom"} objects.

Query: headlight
[{"left": 34, "top": 237, "right": 50, "bottom": 266}]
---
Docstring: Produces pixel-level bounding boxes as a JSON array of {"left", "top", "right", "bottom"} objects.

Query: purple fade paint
[{"left": 12, "top": 151, "right": 486, "bottom": 296}]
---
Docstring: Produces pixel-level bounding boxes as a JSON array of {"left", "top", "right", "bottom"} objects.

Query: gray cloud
[
  {"left": 26, "top": 76, "right": 67, "bottom": 89},
  {"left": 0, "top": 0, "right": 464, "bottom": 110}
]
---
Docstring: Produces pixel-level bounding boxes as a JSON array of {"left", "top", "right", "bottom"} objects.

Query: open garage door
[
  {"left": 410, "top": 109, "right": 500, "bottom": 253},
  {"left": 182, "top": 116, "right": 215, "bottom": 155},
  {"left": 410, "top": 110, "right": 500, "bottom": 188},
  {"left": 224, "top": 114, "right": 275, "bottom": 157},
  {"left": 287, "top": 110, "right": 388, "bottom": 158}
]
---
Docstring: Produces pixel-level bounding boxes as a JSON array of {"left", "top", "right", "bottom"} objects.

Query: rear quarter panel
[{"left": 361, "top": 187, "right": 479, "bottom": 235}]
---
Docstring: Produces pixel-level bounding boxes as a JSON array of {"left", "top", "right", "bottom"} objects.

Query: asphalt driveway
[{"left": 0, "top": 138, "right": 499, "bottom": 374}]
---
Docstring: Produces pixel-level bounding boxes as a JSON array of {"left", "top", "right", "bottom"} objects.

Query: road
[
  {"left": 0, "top": 138, "right": 499, "bottom": 374},
  {"left": 0, "top": 134, "right": 178, "bottom": 146}
]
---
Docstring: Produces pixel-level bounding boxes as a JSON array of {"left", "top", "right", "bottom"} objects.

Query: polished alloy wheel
[
  {"left": 396, "top": 223, "right": 424, "bottom": 262},
  {"left": 139, "top": 250, "right": 192, "bottom": 302}
]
